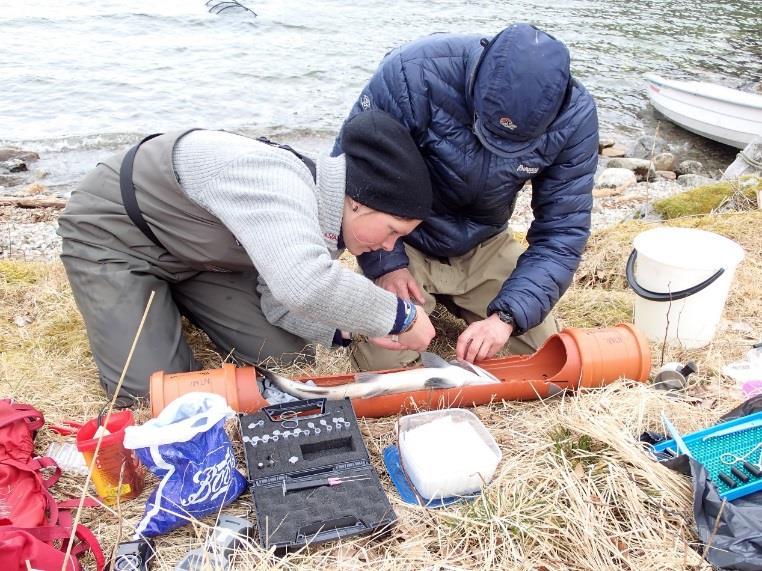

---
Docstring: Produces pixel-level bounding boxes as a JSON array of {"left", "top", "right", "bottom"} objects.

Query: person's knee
[{"left": 350, "top": 342, "right": 419, "bottom": 371}]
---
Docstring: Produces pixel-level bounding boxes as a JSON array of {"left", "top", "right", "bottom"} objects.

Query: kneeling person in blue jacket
[{"left": 335, "top": 23, "right": 599, "bottom": 368}]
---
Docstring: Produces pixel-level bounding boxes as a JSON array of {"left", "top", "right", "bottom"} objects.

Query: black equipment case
[{"left": 240, "top": 398, "right": 396, "bottom": 552}]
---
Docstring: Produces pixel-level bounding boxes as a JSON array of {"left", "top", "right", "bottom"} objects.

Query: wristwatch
[{"left": 495, "top": 310, "right": 515, "bottom": 329}]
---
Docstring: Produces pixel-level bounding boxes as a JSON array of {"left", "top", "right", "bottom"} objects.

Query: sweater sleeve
[
  {"left": 486, "top": 94, "right": 598, "bottom": 332},
  {"left": 173, "top": 131, "right": 398, "bottom": 344}
]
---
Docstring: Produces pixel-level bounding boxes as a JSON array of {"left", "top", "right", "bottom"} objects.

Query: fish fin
[
  {"left": 354, "top": 372, "right": 384, "bottom": 384},
  {"left": 424, "top": 377, "right": 457, "bottom": 390},
  {"left": 451, "top": 358, "right": 481, "bottom": 375},
  {"left": 420, "top": 352, "right": 451, "bottom": 369}
]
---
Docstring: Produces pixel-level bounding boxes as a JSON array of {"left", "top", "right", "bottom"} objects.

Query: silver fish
[{"left": 254, "top": 352, "right": 498, "bottom": 400}]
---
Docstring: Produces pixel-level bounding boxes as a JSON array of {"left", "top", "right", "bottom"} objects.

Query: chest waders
[
  {"left": 119, "top": 133, "right": 316, "bottom": 250},
  {"left": 59, "top": 131, "right": 319, "bottom": 399}
]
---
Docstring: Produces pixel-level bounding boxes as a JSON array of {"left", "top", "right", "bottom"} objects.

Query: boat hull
[{"left": 645, "top": 73, "right": 762, "bottom": 149}]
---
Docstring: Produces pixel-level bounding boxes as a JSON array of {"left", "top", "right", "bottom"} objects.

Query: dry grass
[{"left": 1, "top": 211, "right": 761, "bottom": 570}]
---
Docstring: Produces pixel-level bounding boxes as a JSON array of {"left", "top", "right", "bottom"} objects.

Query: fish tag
[
  {"left": 420, "top": 352, "right": 451, "bottom": 369},
  {"left": 424, "top": 377, "right": 455, "bottom": 389},
  {"left": 354, "top": 372, "right": 384, "bottom": 384}
]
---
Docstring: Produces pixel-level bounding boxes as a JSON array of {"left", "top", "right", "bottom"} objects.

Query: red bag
[
  {"left": 0, "top": 401, "right": 105, "bottom": 570},
  {"left": 0, "top": 401, "right": 59, "bottom": 527},
  {"left": 0, "top": 522, "right": 104, "bottom": 571}
]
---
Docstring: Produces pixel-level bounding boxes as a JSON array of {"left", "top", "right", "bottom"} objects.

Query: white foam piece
[{"left": 398, "top": 409, "right": 501, "bottom": 500}]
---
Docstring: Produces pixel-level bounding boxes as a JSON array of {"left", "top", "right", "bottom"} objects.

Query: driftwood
[{"left": 0, "top": 196, "right": 67, "bottom": 209}]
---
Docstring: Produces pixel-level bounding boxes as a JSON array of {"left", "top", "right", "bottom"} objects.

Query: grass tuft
[{"left": 652, "top": 176, "right": 760, "bottom": 219}]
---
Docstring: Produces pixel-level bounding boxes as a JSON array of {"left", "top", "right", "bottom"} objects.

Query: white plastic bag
[{"left": 724, "top": 346, "right": 762, "bottom": 385}]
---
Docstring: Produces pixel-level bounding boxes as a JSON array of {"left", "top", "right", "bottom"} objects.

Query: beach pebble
[
  {"left": 676, "top": 160, "right": 705, "bottom": 176},
  {"left": 1, "top": 159, "right": 28, "bottom": 173},
  {"left": 0, "top": 149, "right": 40, "bottom": 163},
  {"left": 677, "top": 174, "right": 713, "bottom": 187},
  {"left": 629, "top": 135, "right": 670, "bottom": 159},
  {"left": 605, "top": 158, "right": 655, "bottom": 181},
  {"left": 600, "top": 144, "right": 627, "bottom": 158},
  {"left": 652, "top": 152, "right": 677, "bottom": 172},
  {"left": 596, "top": 168, "right": 637, "bottom": 192},
  {"left": 655, "top": 170, "right": 677, "bottom": 181},
  {"left": 598, "top": 138, "right": 616, "bottom": 152}
]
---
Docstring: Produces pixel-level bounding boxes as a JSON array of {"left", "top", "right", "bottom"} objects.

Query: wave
[
  {"left": 0, "top": 133, "right": 143, "bottom": 154},
  {"left": 0, "top": 126, "right": 339, "bottom": 156}
]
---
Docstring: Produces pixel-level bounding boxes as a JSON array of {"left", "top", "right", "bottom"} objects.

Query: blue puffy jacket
[{"left": 334, "top": 29, "right": 598, "bottom": 334}]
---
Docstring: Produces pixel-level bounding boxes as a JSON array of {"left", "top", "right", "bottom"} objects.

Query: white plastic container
[
  {"left": 397, "top": 409, "right": 501, "bottom": 501},
  {"left": 627, "top": 227, "right": 745, "bottom": 349}
]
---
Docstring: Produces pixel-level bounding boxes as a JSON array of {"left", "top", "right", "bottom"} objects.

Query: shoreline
[
  {"left": 0, "top": 177, "right": 702, "bottom": 262},
  {"left": 0, "top": 135, "right": 740, "bottom": 261}
]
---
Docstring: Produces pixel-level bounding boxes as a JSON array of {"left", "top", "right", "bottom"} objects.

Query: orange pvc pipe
[
  {"left": 150, "top": 363, "right": 267, "bottom": 418},
  {"left": 149, "top": 324, "right": 651, "bottom": 418}
]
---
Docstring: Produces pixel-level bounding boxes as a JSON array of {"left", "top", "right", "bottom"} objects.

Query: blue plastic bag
[{"left": 123, "top": 393, "right": 247, "bottom": 537}]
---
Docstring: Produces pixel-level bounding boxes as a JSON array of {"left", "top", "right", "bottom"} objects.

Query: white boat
[{"left": 644, "top": 73, "right": 762, "bottom": 149}]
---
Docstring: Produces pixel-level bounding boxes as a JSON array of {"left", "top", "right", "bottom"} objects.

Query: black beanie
[{"left": 341, "top": 110, "right": 432, "bottom": 219}]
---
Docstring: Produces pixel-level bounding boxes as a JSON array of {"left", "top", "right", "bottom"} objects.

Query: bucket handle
[{"left": 625, "top": 249, "right": 725, "bottom": 302}]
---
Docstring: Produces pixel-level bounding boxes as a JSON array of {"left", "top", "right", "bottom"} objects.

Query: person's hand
[
  {"left": 375, "top": 268, "right": 426, "bottom": 305},
  {"left": 369, "top": 308, "right": 435, "bottom": 352},
  {"left": 455, "top": 314, "right": 512, "bottom": 362}
]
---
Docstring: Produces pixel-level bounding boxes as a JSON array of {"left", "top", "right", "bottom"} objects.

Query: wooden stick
[{"left": 0, "top": 196, "right": 67, "bottom": 209}]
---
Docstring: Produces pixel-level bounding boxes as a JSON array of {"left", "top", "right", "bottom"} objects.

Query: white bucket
[{"left": 627, "top": 227, "right": 744, "bottom": 349}]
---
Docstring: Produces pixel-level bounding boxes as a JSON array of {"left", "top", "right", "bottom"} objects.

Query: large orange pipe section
[{"left": 149, "top": 324, "right": 651, "bottom": 418}]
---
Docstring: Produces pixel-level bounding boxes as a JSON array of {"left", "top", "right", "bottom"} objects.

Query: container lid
[
  {"left": 382, "top": 444, "right": 471, "bottom": 508},
  {"left": 396, "top": 409, "right": 501, "bottom": 499},
  {"left": 633, "top": 227, "right": 745, "bottom": 271},
  {"left": 76, "top": 409, "right": 134, "bottom": 451}
]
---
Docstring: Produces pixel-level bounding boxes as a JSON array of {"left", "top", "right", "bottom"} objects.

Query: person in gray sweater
[{"left": 57, "top": 110, "right": 435, "bottom": 401}]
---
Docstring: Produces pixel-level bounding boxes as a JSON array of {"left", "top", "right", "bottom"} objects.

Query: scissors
[{"left": 720, "top": 442, "right": 762, "bottom": 467}]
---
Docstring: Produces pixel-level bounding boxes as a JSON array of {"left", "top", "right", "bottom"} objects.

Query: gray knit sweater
[{"left": 172, "top": 130, "right": 398, "bottom": 347}]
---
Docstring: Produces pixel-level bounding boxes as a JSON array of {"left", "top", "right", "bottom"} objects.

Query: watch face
[{"left": 498, "top": 311, "right": 514, "bottom": 326}]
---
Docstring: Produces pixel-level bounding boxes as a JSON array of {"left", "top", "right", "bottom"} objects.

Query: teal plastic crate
[{"left": 653, "top": 411, "right": 762, "bottom": 501}]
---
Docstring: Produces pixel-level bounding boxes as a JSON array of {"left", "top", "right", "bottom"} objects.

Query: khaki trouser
[{"left": 351, "top": 230, "right": 559, "bottom": 371}]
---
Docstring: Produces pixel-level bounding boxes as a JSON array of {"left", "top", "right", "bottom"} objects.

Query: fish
[{"left": 254, "top": 352, "right": 499, "bottom": 401}]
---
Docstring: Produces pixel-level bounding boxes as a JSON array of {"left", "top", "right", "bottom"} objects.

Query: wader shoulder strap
[
  {"left": 256, "top": 136, "right": 317, "bottom": 182},
  {"left": 120, "top": 133, "right": 164, "bottom": 248},
  {"left": 120, "top": 132, "right": 314, "bottom": 250}
]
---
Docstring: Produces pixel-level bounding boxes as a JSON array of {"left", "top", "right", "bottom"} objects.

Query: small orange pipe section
[{"left": 149, "top": 324, "right": 651, "bottom": 418}]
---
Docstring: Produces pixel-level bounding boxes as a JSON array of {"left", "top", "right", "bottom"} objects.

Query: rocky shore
[{"left": 0, "top": 136, "right": 748, "bottom": 260}]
